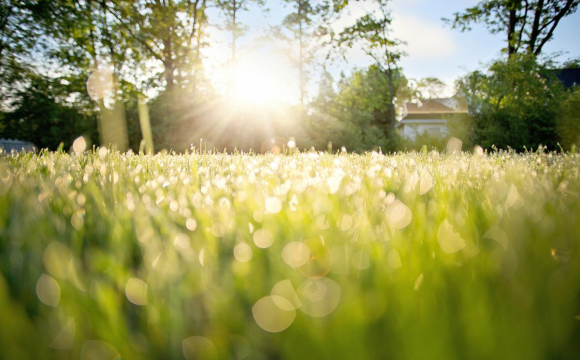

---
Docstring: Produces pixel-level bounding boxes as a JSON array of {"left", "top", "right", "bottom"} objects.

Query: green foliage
[
  {"left": 0, "top": 0, "right": 575, "bottom": 155},
  {"left": 457, "top": 54, "right": 566, "bottom": 150},
  {"left": 444, "top": 0, "right": 580, "bottom": 56},
  {"left": 334, "top": 0, "right": 405, "bottom": 66},
  {"left": 306, "top": 65, "right": 410, "bottom": 152},
  {"left": 414, "top": 77, "right": 446, "bottom": 99},
  {"left": 1, "top": 150, "right": 580, "bottom": 359},
  {"left": 0, "top": 76, "right": 98, "bottom": 150},
  {"left": 556, "top": 87, "right": 580, "bottom": 150},
  {"left": 0, "top": 0, "right": 50, "bottom": 101},
  {"left": 280, "top": 0, "right": 324, "bottom": 104}
]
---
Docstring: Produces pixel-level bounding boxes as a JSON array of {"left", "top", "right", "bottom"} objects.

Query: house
[
  {"left": 548, "top": 68, "right": 580, "bottom": 89},
  {"left": 0, "top": 139, "right": 36, "bottom": 152},
  {"left": 396, "top": 97, "right": 467, "bottom": 141}
]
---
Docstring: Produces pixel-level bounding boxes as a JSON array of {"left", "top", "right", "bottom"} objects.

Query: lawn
[{"left": 1, "top": 148, "right": 579, "bottom": 360}]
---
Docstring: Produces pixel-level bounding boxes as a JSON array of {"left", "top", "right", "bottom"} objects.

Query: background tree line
[{"left": 0, "top": 0, "right": 578, "bottom": 153}]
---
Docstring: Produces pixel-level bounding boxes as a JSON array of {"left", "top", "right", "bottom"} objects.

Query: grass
[{"left": 0, "top": 147, "right": 579, "bottom": 360}]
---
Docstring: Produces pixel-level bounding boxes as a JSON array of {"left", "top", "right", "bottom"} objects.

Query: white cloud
[{"left": 392, "top": 14, "right": 457, "bottom": 59}]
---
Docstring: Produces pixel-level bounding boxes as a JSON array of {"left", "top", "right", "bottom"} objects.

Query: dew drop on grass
[
  {"left": 385, "top": 200, "right": 412, "bottom": 229},
  {"left": 340, "top": 214, "right": 353, "bottom": 231},
  {"left": 327, "top": 175, "right": 342, "bottom": 194},
  {"left": 125, "top": 278, "right": 148, "bottom": 305},
  {"left": 43, "top": 242, "right": 71, "bottom": 279},
  {"left": 252, "top": 296, "right": 296, "bottom": 332},
  {"left": 86, "top": 69, "right": 114, "bottom": 100},
  {"left": 483, "top": 226, "right": 509, "bottom": 249},
  {"left": 414, "top": 273, "right": 424, "bottom": 291},
  {"left": 234, "top": 243, "right": 253, "bottom": 262},
  {"left": 230, "top": 335, "right": 252, "bottom": 360},
  {"left": 211, "top": 223, "right": 226, "bottom": 237},
  {"left": 437, "top": 219, "right": 466, "bottom": 254},
  {"left": 50, "top": 316, "right": 75, "bottom": 350},
  {"left": 298, "top": 278, "right": 341, "bottom": 318},
  {"left": 505, "top": 185, "right": 519, "bottom": 209},
  {"left": 271, "top": 279, "right": 301, "bottom": 310},
  {"left": 253, "top": 210, "right": 263, "bottom": 223},
  {"left": 289, "top": 194, "right": 299, "bottom": 211},
  {"left": 282, "top": 242, "right": 310, "bottom": 268},
  {"left": 186, "top": 218, "right": 197, "bottom": 231},
  {"left": 72, "top": 136, "right": 87, "bottom": 154},
  {"left": 265, "top": 197, "right": 282, "bottom": 214},
  {"left": 419, "top": 170, "right": 433, "bottom": 195},
  {"left": 71, "top": 213, "right": 84, "bottom": 230},
  {"left": 182, "top": 336, "right": 218, "bottom": 360},
  {"left": 97, "top": 147, "right": 108, "bottom": 159},
  {"left": 81, "top": 340, "right": 119, "bottom": 360},
  {"left": 36, "top": 274, "right": 61, "bottom": 307},
  {"left": 174, "top": 233, "right": 190, "bottom": 249},
  {"left": 298, "top": 238, "right": 333, "bottom": 278},
  {"left": 446, "top": 137, "right": 463, "bottom": 153},
  {"left": 316, "top": 214, "right": 330, "bottom": 230},
  {"left": 199, "top": 249, "right": 205, "bottom": 266},
  {"left": 253, "top": 229, "right": 274, "bottom": 248}
]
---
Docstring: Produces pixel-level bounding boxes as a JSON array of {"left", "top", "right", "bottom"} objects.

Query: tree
[
  {"left": 307, "top": 65, "right": 412, "bottom": 152},
  {"left": 414, "top": 77, "right": 446, "bottom": 99},
  {"left": 105, "top": 0, "right": 209, "bottom": 92},
  {"left": 36, "top": 0, "right": 133, "bottom": 150},
  {"left": 216, "top": 0, "right": 265, "bottom": 94},
  {"left": 281, "top": 0, "right": 323, "bottom": 105},
  {"left": 333, "top": 0, "right": 406, "bottom": 130},
  {"left": 0, "top": 0, "right": 50, "bottom": 103},
  {"left": 456, "top": 53, "right": 566, "bottom": 150},
  {"left": 444, "top": 0, "right": 580, "bottom": 57},
  {"left": 0, "top": 75, "right": 98, "bottom": 150}
]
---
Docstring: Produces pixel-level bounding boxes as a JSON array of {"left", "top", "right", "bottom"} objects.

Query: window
[{"left": 426, "top": 127, "right": 441, "bottom": 135}]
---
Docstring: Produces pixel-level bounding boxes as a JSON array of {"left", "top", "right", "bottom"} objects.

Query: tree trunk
[
  {"left": 298, "top": 0, "right": 304, "bottom": 106},
  {"left": 387, "top": 64, "right": 396, "bottom": 130},
  {"left": 528, "top": 0, "right": 544, "bottom": 54},
  {"left": 508, "top": 2, "right": 517, "bottom": 57},
  {"left": 163, "top": 37, "right": 174, "bottom": 91},
  {"left": 230, "top": 0, "right": 238, "bottom": 97},
  {"left": 232, "top": 0, "right": 237, "bottom": 67}
]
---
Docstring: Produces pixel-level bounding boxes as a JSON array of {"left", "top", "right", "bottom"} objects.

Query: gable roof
[{"left": 405, "top": 97, "right": 467, "bottom": 114}]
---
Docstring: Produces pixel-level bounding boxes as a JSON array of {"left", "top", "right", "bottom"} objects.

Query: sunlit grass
[{"left": 0, "top": 147, "right": 579, "bottom": 359}]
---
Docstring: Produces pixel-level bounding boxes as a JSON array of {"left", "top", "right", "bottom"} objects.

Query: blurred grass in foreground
[{"left": 0, "top": 147, "right": 579, "bottom": 360}]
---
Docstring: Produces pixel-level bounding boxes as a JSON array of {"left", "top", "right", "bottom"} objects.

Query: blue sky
[{"left": 205, "top": 0, "right": 580, "bottom": 98}]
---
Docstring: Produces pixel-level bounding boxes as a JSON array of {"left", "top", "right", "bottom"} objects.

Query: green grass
[{"left": 1, "top": 148, "right": 579, "bottom": 360}]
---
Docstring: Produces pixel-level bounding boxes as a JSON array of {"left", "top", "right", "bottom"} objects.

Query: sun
[{"left": 231, "top": 51, "right": 299, "bottom": 105}]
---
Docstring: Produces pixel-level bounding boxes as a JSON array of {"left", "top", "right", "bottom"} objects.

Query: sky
[{"left": 203, "top": 0, "right": 580, "bottom": 100}]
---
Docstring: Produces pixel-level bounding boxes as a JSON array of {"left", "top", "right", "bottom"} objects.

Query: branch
[
  {"left": 104, "top": 1, "right": 164, "bottom": 61},
  {"left": 188, "top": 0, "right": 201, "bottom": 46},
  {"left": 534, "top": 0, "right": 575, "bottom": 55},
  {"left": 516, "top": 0, "right": 529, "bottom": 53},
  {"left": 528, "top": 0, "right": 544, "bottom": 52}
]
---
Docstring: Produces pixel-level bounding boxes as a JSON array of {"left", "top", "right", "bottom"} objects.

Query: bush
[
  {"left": 557, "top": 87, "right": 580, "bottom": 150},
  {"left": 457, "top": 54, "right": 566, "bottom": 151}
]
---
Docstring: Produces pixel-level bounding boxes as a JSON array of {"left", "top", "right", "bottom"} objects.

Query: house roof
[
  {"left": 547, "top": 68, "right": 580, "bottom": 89},
  {"left": 405, "top": 97, "right": 467, "bottom": 114}
]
